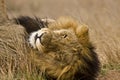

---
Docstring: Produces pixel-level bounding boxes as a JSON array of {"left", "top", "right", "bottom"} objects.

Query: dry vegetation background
[{"left": 4, "top": 0, "right": 120, "bottom": 80}]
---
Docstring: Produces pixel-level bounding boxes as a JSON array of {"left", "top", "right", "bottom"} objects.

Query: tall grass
[{"left": 1, "top": 0, "right": 120, "bottom": 79}]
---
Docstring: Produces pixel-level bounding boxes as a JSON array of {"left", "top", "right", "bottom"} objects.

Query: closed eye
[{"left": 63, "top": 34, "right": 67, "bottom": 38}]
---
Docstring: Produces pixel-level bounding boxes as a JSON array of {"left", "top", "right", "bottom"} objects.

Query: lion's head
[
  {"left": 29, "top": 17, "right": 88, "bottom": 53},
  {"left": 29, "top": 17, "right": 100, "bottom": 80}
]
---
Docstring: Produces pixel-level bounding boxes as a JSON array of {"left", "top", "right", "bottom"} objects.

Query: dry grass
[
  {"left": 0, "top": 0, "right": 119, "bottom": 79},
  {"left": 0, "top": 23, "right": 45, "bottom": 79}
]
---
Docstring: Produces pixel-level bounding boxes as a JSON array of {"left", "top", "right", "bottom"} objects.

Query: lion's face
[
  {"left": 29, "top": 17, "right": 89, "bottom": 54},
  {"left": 31, "top": 28, "right": 81, "bottom": 54},
  {"left": 29, "top": 17, "right": 92, "bottom": 79}
]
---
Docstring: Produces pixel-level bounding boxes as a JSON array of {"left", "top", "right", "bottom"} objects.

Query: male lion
[
  {"left": 15, "top": 16, "right": 100, "bottom": 80},
  {"left": 1, "top": 0, "right": 99, "bottom": 79}
]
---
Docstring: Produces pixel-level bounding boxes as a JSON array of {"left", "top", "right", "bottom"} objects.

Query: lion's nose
[
  {"left": 35, "top": 31, "right": 52, "bottom": 46},
  {"left": 35, "top": 33, "right": 44, "bottom": 45}
]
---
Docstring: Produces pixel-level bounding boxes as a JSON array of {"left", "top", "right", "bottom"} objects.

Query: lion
[
  {"left": 15, "top": 16, "right": 100, "bottom": 80},
  {"left": 0, "top": 0, "right": 100, "bottom": 79}
]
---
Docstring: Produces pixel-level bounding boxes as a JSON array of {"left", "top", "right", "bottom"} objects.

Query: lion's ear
[{"left": 76, "top": 24, "right": 89, "bottom": 46}]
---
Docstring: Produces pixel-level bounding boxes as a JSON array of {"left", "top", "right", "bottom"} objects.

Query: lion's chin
[{"left": 35, "top": 38, "right": 45, "bottom": 53}]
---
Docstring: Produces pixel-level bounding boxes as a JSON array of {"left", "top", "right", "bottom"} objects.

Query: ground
[{"left": 6, "top": 0, "right": 120, "bottom": 80}]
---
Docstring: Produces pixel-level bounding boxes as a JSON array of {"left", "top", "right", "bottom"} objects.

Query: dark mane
[{"left": 14, "top": 16, "right": 48, "bottom": 34}]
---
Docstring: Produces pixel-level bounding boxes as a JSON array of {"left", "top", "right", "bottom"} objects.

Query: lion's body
[{"left": 15, "top": 16, "right": 100, "bottom": 80}]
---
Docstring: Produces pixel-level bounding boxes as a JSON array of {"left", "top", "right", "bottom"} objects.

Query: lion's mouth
[{"left": 29, "top": 28, "right": 52, "bottom": 50}]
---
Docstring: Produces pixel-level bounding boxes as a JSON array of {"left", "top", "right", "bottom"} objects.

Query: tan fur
[
  {"left": 49, "top": 17, "right": 89, "bottom": 46},
  {"left": 32, "top": 17, "right": 99, "bottom": 80}
]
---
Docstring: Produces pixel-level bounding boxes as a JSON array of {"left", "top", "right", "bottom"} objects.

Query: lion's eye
[{"left": 62, "top": 34, "right": 67, "bottom": 38}]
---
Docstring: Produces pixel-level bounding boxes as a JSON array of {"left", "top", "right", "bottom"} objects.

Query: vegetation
[{"left": 0, "top": 0, "right": 120, "bottom": 80}]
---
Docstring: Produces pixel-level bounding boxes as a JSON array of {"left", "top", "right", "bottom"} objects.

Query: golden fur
[{"left": 31, "top": 17, "right": 100, "bottom": 80}]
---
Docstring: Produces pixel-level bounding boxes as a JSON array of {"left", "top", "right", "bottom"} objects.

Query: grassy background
[{"left": 4, "top": 0, "right": 120, "bottom": 79}]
